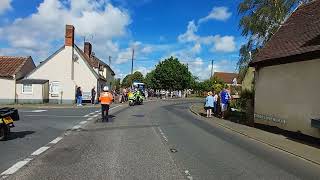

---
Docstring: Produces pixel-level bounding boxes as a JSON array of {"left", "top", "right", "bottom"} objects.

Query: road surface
[
  {"left": 0, "top": 106, "right": 100, "bottom": 173},
  {"left": 2, "top": 100, "right": 320, "bottom": 180}
]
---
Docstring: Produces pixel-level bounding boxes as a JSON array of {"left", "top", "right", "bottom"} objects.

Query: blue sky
[{"left": 0, "top": 0, "right": 245, "bottom": 80}]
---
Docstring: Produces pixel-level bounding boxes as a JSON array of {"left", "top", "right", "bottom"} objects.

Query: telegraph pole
[
  {"left": 210, "top": 59, "right": 214, "bottom": 78},
  {"left": 131, "top": 48, "right": 135, "bottom": 75},
  {"left": 108, "top": 56, "right": 111, "bottom": 66}
]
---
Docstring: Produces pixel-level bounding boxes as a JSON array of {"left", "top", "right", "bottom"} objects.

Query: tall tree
[
  {"left": 145, "top": 70, "right": 158, "bottom": 90},
  {"left": 121, "top": 71, "right": 144, "bottom": 88},
  {"left": 153, "top": 56, "right": 192, "bottom": 90},
  {"left": 237, "top": 0, "right": 308, "bottom": 77},
  {"left": 112, "top": 78, "right": 121, "bottom": 92}
]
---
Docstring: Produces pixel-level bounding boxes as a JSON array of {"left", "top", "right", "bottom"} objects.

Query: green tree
[
  {"left": 153, "top": 56, "right": 192, "bottom": 90},
  {"left": 145, "top": 70, "right": 159, "bottom": 90},
  {"left": 112, "top": 78, "right": 121, "bottom": 92},
  {"left": 131, "top": 71, "right": 144, "bottom": 82},
  {"left": 121, "top": 71, "right": 144, "bottom": 88},
  {"left": 121, "top": 74, "right": 131, "bottom": 88},
  {"left": 237, "top": 0, "right": 308, "bottom": 76}
]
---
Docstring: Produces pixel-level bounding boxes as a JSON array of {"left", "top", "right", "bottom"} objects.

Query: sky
[{"left": 0, "top": 0, "right": 245, "bottom": 80}]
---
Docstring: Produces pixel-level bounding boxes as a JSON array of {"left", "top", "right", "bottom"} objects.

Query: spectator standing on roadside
[
  {"left": 76, "top": 87, "right": 83, "bottom": 106},
  {"left": 91, "top": 87, "right": 96, "bottom": 105},
  {"left": 204, "top": 92, "right": 214, "bottom": 118},
  {"left": 220, "top": 87, "right": 230, "bottom": 119},
  {"left": 213, "top": 91, "right": 218, "bottom": 115},
  {"left": 145, "top": 89, "right": 148, "bottom": 100}
]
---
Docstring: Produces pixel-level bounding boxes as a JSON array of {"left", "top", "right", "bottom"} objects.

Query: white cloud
[
  {"left": 178, "top": 21, "right": 199, "bottom": 43},
  {"left": 141, "top": 45, "right": 153, "bottom": 53},
  {"left": 191, "top": 43, "right": 201, "bottom": 54},
  {"left": 0, "top": 0, "right": 131, "bottom": 62},
  {"left": 115, "top": 41, "right": 166, "bottom": 64},
  {"left": 135, "top": 66, "right": 152, "bottom": 76},
  {"left": 210, "top": 35, "right": 236, "bottom": 52},
  {"left": 199, "top": 6, "right": 232, "bottom": 23},
  {"left": 0, "top": 0, "right": 12, "bottom": 15},
  {"left": 177, "top": 19, "right": 236, "bottom": 53}
]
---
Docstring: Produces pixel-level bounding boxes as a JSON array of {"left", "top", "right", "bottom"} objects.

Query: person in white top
[{"left": 213, "top": 91, "right": 219, "bottom": 115}]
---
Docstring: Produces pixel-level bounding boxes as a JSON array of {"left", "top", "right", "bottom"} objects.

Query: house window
[
  {"left": 50, "top": 81, "right": 60, "bottom": 97},
  {"left": 22, "top": 84, "right": 32, "bottom": 94}
]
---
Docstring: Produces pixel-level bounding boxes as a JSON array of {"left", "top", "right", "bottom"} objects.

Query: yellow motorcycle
[{"left": 0, "top": 107, "right": 19, "bottom": 141}]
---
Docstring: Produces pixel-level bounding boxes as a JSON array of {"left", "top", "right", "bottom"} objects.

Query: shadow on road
[
  {"left": 95, "top": 115, "right": 116, "bottom": 123},
  {"left": 6, "top": 131, "right": 35, "bottom": 141}
]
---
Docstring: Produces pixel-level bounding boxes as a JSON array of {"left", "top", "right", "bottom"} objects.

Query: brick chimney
[
  {"left": 84, "top": 42, "right": 92, "bottom": 57},
  {"left": 65, "top": 25, "right": 74, "bottom": 47}
]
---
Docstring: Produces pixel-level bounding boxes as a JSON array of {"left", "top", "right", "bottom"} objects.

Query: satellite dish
[{"left": 73, "top": 54, "right": 79, "bottom": 61}]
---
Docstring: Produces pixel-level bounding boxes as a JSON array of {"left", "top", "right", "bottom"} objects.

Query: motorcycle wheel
[{"left": 0, "top": 125, "right": 9, "bottom": 141}]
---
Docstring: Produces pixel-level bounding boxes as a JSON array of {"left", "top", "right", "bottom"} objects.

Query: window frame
[
  {"left": 50, "top": 81, "right": 60, "bottom": 97},
  {"left": 21, "top": 84, "right": 33, "bottom": 94}
]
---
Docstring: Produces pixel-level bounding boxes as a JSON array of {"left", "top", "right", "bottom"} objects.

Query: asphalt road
[
  {"left": 0, "top": 106, "right": 101, "bottom": 174},
  {"left": 3, "top": 100, "right": 320, "bottom": 180}
]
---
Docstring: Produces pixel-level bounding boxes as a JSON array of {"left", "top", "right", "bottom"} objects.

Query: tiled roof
[
  {"left": 251, "top": 0, "right": 320, "bottom": 67},
  {"left": 76, "top": 46, "right": 115, "bottom": 76},
  {"left": 0, "top": 56, "right": 30, "bottom": 79},
  {"left": 213, "top": 72, "right": 240, "bottom": 84}
]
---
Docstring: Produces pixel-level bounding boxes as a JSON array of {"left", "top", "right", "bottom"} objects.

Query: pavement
[
  {"left": 190, "top": 102, "right": 320, "bottom": 166},
  {"left": 1, "top": 100, "right": 320, "bottom": 180}
]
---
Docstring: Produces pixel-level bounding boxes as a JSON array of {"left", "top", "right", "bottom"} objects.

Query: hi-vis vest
[{"left": 99, "top": 92, "right": 113, "bottom": 105}]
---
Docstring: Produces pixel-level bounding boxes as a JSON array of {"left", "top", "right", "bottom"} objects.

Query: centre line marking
[
  {"left": 79, "top": 121, "right": 87, "bottom": 125},
  {"left": 158, "top": 127, "right": 168, "bottom": 142},
  {"left": 72, "top": 125, "right": 81, "bottom": 130},
  {"left": 31, "top": 146, "right": 50, "bottom": 156},
  {"left": 49, "top": 137, "right": 63, "bottom": 144},
  {"left": 0, "top": 158, "right": 33, "bottom": 176}
]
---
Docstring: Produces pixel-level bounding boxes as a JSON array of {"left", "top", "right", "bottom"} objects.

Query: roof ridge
[
  {"left": 12, "top": 56, "right": 29, "bottom": 75},
  {"left": 0, "top": 56, "right": 29, "bottom": 59}
]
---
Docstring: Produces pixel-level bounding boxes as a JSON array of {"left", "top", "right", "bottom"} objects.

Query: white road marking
[
  {"left": 21, "top": 110, "right": 48, "bottom": 113},
  {"left": 184, "top": 170, "right": 193, "bottom": 180},
  {"left": 158, "top": 127, "right": 168, "bottom": 142},
  {"left": 31, "top": 146, "right": 50, "bottom": 156},
  {"left": 0, "top": 104, "right": 123, "bottom": 178},
  {"left": 0, "top": 158, "right": 33, "bottom": 175},
  {"left": 31, "top": 110, "right": 47, "bottom": 113},
  {"left": 92, "top": 114, "right": 99, "bottom": 117},
  {"left": 110, "top": 105, "right": 122, "bottom": 110},
  {"left": 79, "top": 121, "right": 87, "bottom": 125},
  {"left": 72, "top": 125, "right": 81, "bottom": 130},
  {"left": 25, "top": 115, "right": 84, "bottom": 118},
  {"left": 49, "top": 137, "right": 63, "bottom": 144}
]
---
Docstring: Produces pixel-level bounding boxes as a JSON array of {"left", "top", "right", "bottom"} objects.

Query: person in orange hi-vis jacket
[{"left": 99, "top": 86, "right": 113, "bottom": 122}]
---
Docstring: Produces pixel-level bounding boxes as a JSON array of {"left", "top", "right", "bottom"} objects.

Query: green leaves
[
  {"left": 121, "top": 71, "right": 144, "bottom": 88},
  {"left": 237, "top": 0, "right": 303, "bottom": 77},
  {"left": 153, "top": 57, "right": 192, "bottom": 90}
]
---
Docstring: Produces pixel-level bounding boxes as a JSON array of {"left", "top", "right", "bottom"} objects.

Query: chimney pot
[
  {"left": 65, "top": 25, "right": 74, "bottom": 47},
  {"left": 84, "top": 42, "right": 92, "bottom": 57}
]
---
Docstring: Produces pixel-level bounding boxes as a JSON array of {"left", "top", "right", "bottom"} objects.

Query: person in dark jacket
[
  {"left": 76, "top": 87, "right": 82, "bottom": 106},
  {"left": 91, "top": 87, "right": 96, "bottom": 104}
]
